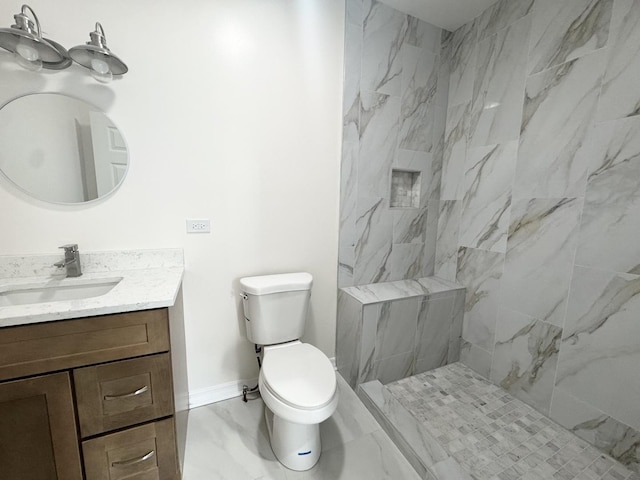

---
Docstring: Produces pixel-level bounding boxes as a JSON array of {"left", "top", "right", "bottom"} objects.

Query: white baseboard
[
  {"left": 188, "top": 356, "right": 337, "bottom": 409},
  {"left": 189, "top": 378, "right": 258, "bottom": 409}
]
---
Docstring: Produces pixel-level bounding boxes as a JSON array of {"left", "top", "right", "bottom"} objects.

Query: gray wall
[
  {"left": 339, "top": 0, "right": 448, "bottom": 287},
  {"left": 436, "top": 0, "right": 640, "bottom": 470}
]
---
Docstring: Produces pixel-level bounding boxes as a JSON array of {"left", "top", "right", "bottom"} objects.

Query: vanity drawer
[
  {"left": 74, "top": 353, "right": 174, "bottom": 437},
  {"left": 0, "top": 308, "right": 169, "bottom": 381},
  {"left": 83, "top": 417, "right": 179, "bottom": 480}
]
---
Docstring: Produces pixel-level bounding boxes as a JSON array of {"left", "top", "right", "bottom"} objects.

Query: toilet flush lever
[{"left": 240, "top": 293, "right": 248, "bottom": 300}]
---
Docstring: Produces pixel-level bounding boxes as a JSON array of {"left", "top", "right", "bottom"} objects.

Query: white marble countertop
[
  {"left": 341, "top": 276, "right": 464, "bottom": 305},
  {"left": 0, "top": 249, "right": 184, "bottom": 328}
]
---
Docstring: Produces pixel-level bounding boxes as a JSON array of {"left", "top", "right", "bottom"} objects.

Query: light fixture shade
[
  {"left": 69, "top": 23, "right": 128, "bottom": 76},
  {"left": 0, "top": 5, "right": 70, "bottom": 68}
]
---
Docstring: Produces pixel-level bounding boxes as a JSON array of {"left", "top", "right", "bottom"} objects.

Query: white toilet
[{"left": 239, "top": 272, "right": 338, "bottom": 471}]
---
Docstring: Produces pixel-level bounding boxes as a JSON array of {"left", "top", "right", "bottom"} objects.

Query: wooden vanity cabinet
[{"left": 0, "top": 308, "right": 180, "bottom": 480}]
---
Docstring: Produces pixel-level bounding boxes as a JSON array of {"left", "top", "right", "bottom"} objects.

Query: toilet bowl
[
  {"left": 259, "top": 341, "right": 338, "bottom": 471},
  {"left": 239, "top": 272, "right": 338, "bottom": 471}
]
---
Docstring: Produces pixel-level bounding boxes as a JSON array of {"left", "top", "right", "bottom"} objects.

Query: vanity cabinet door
[
  {"left": 74, "top": 353, "right": 174, "bottom": 437},
  {"left": 0, "top": 372, "right": 83, "bottom": 480}
]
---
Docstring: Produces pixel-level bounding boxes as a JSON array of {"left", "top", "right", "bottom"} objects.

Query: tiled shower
[{"left": 338, "top": 0, "right": 640, "bottom": 474}]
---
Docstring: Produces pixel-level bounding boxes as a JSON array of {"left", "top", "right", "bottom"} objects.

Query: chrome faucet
[{"left": 54, "top": 244, "right": 82, "bottom": 277}]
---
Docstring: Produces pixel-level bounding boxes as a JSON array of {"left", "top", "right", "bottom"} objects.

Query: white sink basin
[{"left": 0, "top": 277, "right": 122, "bottom": 307}]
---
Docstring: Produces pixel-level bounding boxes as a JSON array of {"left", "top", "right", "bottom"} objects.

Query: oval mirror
[{"left": 0, "top": 93, "right": 129, "bottom": 204}]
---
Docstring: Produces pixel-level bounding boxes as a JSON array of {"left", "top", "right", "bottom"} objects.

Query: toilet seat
[{"left": 259, "top": 342, "right": 338, "bottom": 425}]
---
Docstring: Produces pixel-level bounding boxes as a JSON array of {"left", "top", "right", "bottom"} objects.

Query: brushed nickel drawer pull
[
  {"left": 104, "top": 385, "right": 149, "bottom": 400},
  {"left": 111, "top": 449, "right": 155, "bottom": 467}
]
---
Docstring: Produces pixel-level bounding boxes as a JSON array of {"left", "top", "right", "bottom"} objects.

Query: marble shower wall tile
[
  {"left": 515, "top": 50, "right": 606, "bottom": 199},
  {"left": 399, "top": 45, "right": 438, "bottom": 152},
  {"left": 501, "top": 198, "right": 581, "bottom": 327},
  {"left": 354, "top": 196, "right": 393, "bottom": 285},
  {"left": 459, "top": 142, "right": 517, "bottom": 253},
  {"left": 527, "top": 0, "right": 613, "bottom": 75},
  {"left": 440, "top": 103, "right": 470, "bottom": 201},
  {"left": 457, "top": 247, "right": 505, "bottom": 351},
  {"left": 389, "top": 243, "right": 424, "bottom": 281},
  {"left": 343, "top": 21, "right": 362, "bottom": 143},
  {"left": 556, "top": 266, "right": 640, "bottom": 431},
  {"left": 423, "top": 200, "right": 438, "bottom": 277},
  {"left": 460, "top": 340, "right": 492, "bottom": 378},
  {"left": 340, "top": 1, "right": 444, "bottom": 288},
  {"left": 358, "top": 92, "right": 399, "bottom": 200},
  {"left": 575, "top": 116, "right": 640, "bottom": 275},
  {"left": 414, "top": 296, "right": 455, "bottom": 372},
  {"left": 476, "top": 0, "right": 534, "bottom": 40},
  {"left": 550, "top": 388, "right": 640, "bottom": 472},
  {"left": 468, "top": 15, "right": 530, "bottom": 148},
  {"left": 446, "top": 21, "right": 478, "bottom": 108},
  {"left": 434, "top": 200, "right": 461, "bottom": 281},
  {"left": 373, "top": 298, "right": 421, "bottom": 361},
  {"left": 361, "top": 1, "right": 407, "bottom": 95},
  {"left": 599, "top": 0, "right": 640, "bottom": 121},
  {"left": 490, "top": 308, "right": 562, "bottom": 415},
  {"left": 337, "top": 290, "right": 364, "bottom": 388}
]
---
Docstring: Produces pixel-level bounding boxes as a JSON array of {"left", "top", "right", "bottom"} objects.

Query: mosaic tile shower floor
[{"left": 386, "top": 363, "right": 638, "bottom": 480}]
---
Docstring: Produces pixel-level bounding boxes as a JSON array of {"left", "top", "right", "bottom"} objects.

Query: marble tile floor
[
  {"left": 181, "top": 373, "right": 421, "bottom": 480},
  {"left": 385, "top": 363, "right": 638, "bottom": 480}
]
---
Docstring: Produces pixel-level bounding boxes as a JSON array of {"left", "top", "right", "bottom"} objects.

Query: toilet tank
[{"left": 239, "top": 272, "right": 313, "bottom": 345}]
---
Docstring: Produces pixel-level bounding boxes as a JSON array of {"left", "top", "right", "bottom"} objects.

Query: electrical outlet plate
[{"left": 186, "top": 219, "right": 211, "bottom": 233}]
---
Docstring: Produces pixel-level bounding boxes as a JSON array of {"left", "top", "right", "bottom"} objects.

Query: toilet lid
[{"left": 261, "top": 343, "right": 336, "bottom": 410}]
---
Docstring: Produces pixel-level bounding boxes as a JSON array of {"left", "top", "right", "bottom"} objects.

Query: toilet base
[{"left": 264, "top": 406, "right": 321, "bottom": 471}]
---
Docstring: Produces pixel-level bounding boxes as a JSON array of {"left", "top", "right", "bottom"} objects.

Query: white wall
[{"left": 0, "top": 0, "right": 344, "bottom": 396}]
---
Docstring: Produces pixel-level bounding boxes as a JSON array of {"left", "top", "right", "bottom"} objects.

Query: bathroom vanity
[{"left": 0, "top": 249, "right": 186, "bottom": 480}]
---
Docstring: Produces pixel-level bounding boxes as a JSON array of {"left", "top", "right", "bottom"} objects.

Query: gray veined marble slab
[
  {"left": 372, "top": 298, "right": 420, "bottom": 361},
  {"left": 490, "top": 308, "right": 562, "bottom": 415},
  {"left": 501, "top": 197, "right": 581, "bottom": 327},
  {"left": 393, "top": 206, "right": 428, "bottom": 245},
  {"left": 340, "top": 275, "right": 464, "bottom": 305},
  {"left": 415, "top": 295, "right": 456, "bottom": 371},
  {"left": 598, "top": 0, "right": 640, "bottom": 121},
  {"left": 457, "top": 246, "right": 505, "bottom": 352},
  {"left": 434, "top": 200, "right": 462, "bottom": 282},
  {"left": 358, "top": 92, "right": 399, "bottom": 200},
  {"left": 476, "top": 0, "right": 534, "bottom": 41},
  {"left": 446, "top": 20, "right": 478, "bottom": 108},
  {"left": 423, "top": 200, "right": 438, "bottom": 277},
  {"left": 527, "top": 0, "right": 613, "bottom": 75},
  {"left": 406, "top": 16, "right": 441, "bottom": 53},
  {"left": 342, "top": 21, "right": 362, "bottom": 143},
  {"left": 361, "top": 1, "right": 407, "bottom": 96},
  {"left": 515, "top": 49, "right": 606, "bottom": 199},
  {"left": 575, "top": 116, "right": 640, "bottom": 275},
  {"left": 468, "top": 15, "right": 530, "bottom": 149},
  {"left": 459, "top": 142, "right": 517, "bottom": 253},
  {"left": 346, "top": 0, "right": 364, "bottom": 27},
  {"left": 388, "top": 243, "right": 425, "bottom": 281},
  {"left": 440, "top": 103, "right": 470, "bottom": 201},
  {"left": 353, "top": 196, "right": 393, "bottom": 285},
  {"left": 549, "top": 388, "right": 640, "bottom": 472},
  {"left": 339, "top": 140, "right": 358, "bottom": 250},
  {"left": 338, "top": 246, "right": 355, "bottom": 288},
  {"left": 399, "top": 45, "right": 438, "bottom": 153},
  {"left": 556, "top": 265, "right": 640, "bottom": 432},
  {"left": 336, "top": 290, "right": 364, "bottom": 387}
]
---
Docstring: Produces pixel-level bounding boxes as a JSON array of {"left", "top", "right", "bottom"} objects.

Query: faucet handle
[{"left": 59, "top": 244, "right": 79, "bottom": 252}]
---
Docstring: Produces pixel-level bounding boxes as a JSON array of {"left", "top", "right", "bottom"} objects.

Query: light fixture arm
[
  {"left": 89, "top": 22, "right": 108, "bottom": 49},
  {"left": 13, "top": 4, "right": 42, "bottom": 38}
]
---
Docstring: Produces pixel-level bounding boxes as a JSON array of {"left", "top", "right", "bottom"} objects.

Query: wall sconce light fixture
[
  {"left": 0, "top": 4, "right": 127, "bottom": 81},
  {"left": 69, "top": 23, "right": 128, "bottom": 83}
]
